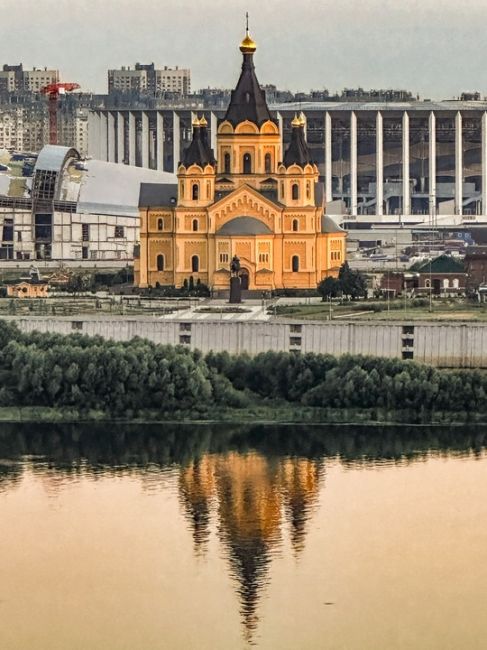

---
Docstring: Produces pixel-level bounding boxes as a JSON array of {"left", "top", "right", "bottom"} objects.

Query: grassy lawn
[{"left": 274, "top": 299, "right": 487, "bottom": 322}]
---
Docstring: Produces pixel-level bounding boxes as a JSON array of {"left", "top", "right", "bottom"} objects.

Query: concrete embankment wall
[{"left": 3, "top": 316, "right": 487, "bottom": 368}]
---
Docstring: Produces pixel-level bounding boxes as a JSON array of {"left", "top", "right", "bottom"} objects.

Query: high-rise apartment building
[
  {"left": 108, "top": 63, "right": 190, "bottom": 96},
  {"left": 0, "top": 65, "right": 58, "bottom": 93}
]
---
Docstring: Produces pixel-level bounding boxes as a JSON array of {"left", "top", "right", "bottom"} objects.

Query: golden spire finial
[
  {"left": 192, "top": 115, "right": 201, "bottom": 127},
  {"left": 291, "top": 113, "right": 301, "bottom": 128},
  {"left": 199, "top": 114, "right": 208, "bottom": 127},
  {"left": 240, "top": 12, "right": 257, "bottom": 53}
]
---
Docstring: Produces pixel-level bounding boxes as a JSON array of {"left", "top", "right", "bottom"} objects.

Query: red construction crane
[{"left": 40, "top": 82, "right": 80, "bottom": 145}]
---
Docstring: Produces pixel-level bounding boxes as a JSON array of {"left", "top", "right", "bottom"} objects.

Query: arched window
[
  {"left": 180, "top": 181, "right": 184, "bottom": 198},
  {"left": 292, "top": 183, "right": 299, "bottom": 200},
  {"left": 306, "top": 181, "right": 311, "bottom": 199},
  {"left": 157, "top": 218, "right": 163, "bottom": 231},
  {"left": 224, "top": 152, "right": 231, "bottom": 174},
  {"left": 265, "top": 153, "right": 272, "bottom": 173},
  {"left": 192, "top": 219, "right": 199, "bottom": 232},
  {"left": 443, "top": 278, "right": 449, "bottom": 288},
  {"left": 243, "top": 153, "right": 252, "bottom": 174},
  {"left": 191, "top": 255, "right": 199, "bottom": 272},
  {"left": 292, "top": 219, "right": 299, "bottom": 232},
  {"left": 156, "top": 254, "right": 164, "bottom": 271},
  {"left": 192, "top": 183, "right": 199, "bottom": 200},
  {"left": 452, "top": 278, "right": 459, "bottom": 288},
  {"left": 206, "top": 181, "right": 211, "bottom": 198},
  {"left": 425, "top": 279, "right": 431, "bottom": 288},
  {"left": 292, "top": 255, "right": 299, "bottom": 272}
]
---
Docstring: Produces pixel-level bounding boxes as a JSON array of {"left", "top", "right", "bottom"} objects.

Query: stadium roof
[{"left": 35, "top": 145, "right": 80, "bottom": 173}]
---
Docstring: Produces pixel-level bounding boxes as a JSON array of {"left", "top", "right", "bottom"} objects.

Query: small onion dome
[
  {"left": 291, "top": 113, "right": 301, "bottom": 128},
  {"left": 199, "top": 114, "right": 208, "bottom": 127},
  {"left": 298, "top": 111, "right": 306, "bottom": 127},
  {"left": 240, "top": 31, "right": 257, "bottom": 54},
  {"left": 192, "top": 115, "right": 201, "bottom": 127}
]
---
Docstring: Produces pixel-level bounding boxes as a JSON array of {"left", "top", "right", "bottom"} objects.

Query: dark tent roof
[
  {"left": 217, "top": 216, "right": 272, "bottom": 236},
  {"left": 223, "top": 51, "right": 274, "bottom": 127},
  {"left": 283, "top": 125, "right": 312, "bottom": 168},
  {"left": 321, "top": 214, "right": 344, "bottom": 233},
  {"left": 182, "top": 125, "right": 216, "bottom": 167},
  {"left": 139, "top": 183, "right": 178, "bottom": 208},
  {"left": 409, "top": 254, "right": 465, "bottom": 274}
]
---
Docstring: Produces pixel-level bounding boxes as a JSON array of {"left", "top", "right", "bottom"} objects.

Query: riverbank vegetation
[{"left": 0, "top": 321, "right": 486, "bottom": 423}]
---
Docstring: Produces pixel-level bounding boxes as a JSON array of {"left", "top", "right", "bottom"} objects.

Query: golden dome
[
  {"left": 298, "top": 112, "right": 306, "bottom": 127},
  {"left": 240, "top": 31, "right": 257, "bottom": 54},
  {"left": 192, "top": 115, "right": 201, "bottom": 127},
  {"left": 199, "top": 114, "right": 208, "bottom": 127},
  {"left": 291, "top": 113, "right": 301, "bottom": 128}
]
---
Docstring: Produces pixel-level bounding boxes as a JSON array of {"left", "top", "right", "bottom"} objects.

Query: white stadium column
[
  {"left": 87, "top": 111, "right": 101, "bottom": 159},
  {"left": 107, "top": 112, "right": 115, "bottom": 162},
  {"left": 128, "top": 112, "right": 136, "bottom": 166},
  {"left": 455, "top": 111, "right": 463, "bottom": 216},
  {"left": 277, "top": 112, "right": 284, "bottom": 155},
  {"left": 172, "top": 111, "right": 180, "bottom": 173},
  {"left": 325, "top": 111, "right": 332, "bottom": 202},
  {"left": 141, "top": 111, "right": 149, "bottom": 169},
  {"left": 100, "top": 112, "right": 108, "bottom": 161},
  {"left": 156, "top": 111, "right": 164, "bottom": 171},
  {"left": 482, "top": 112, "right": 487, "bottom": 215},
  {"left": 350, "top": 111, "right": 357, "bottom": 215},
  {"left": 429, "top": 111, "right": 436, "bottom": 222},
  {"left": 376, "top": 111, "right": 383, "bottom": 216},
  {"left": 402, "top": 111, "right": 410, "bottom": 216},
  {"left": 116, "top": 112, "right": 125, "bottom": 164},
  {"left": 210, "top": 111, "right": 218, "bottom": 154}
]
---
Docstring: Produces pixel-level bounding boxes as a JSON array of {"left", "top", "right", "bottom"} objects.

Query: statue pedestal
[{"left": 229, "top": 276, "right": 242, "bottom": 304}]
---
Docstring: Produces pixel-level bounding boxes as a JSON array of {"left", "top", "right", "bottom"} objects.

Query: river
[{"left": 0, "top": 423, "right": 486, "bottom": 649}]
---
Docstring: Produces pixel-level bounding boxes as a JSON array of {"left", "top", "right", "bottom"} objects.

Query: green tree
[
  {"left": 338, "top": 262, "right": 367, "bottom": 300},
  {"left": 317, "top": 276, "right": 341, "bottom": 301}
]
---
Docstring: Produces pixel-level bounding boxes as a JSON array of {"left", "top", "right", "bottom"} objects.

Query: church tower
[
  {"left": 216, "top": 25, "right": 281, "bottom": 188},
  {"left": 278, "top": 112, "right": 319, "bottom": 206},
  {"left": 178, "top": 115, "right": 216, "bottom": 208}
]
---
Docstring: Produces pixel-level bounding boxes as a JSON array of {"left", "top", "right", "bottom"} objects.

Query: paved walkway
[{"left": 158, "top": 299, "right": 273, "bottom": 321}]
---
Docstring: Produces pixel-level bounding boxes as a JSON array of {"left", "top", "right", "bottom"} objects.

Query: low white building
[{"left": 0, "top": 144, "right": 175, "bottom": 264}]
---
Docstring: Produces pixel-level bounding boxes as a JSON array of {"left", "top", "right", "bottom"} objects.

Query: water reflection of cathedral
[{"left": 179, "top": 452, "right": 324, "bottom": 638}]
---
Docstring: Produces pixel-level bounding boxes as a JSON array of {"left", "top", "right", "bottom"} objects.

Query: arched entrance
[{"left": 239, "top": 268, "right": 250, "bottom": 290}]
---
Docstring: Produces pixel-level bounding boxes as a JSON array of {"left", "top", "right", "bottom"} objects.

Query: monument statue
[
  {"left": 230, "top": 255, "right": 241, "bottom": 275},
  {"left": 229, "top": 255, "right": 242, "bottom": 304}
]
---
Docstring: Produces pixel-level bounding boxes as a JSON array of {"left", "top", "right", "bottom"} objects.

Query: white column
[
  {"left": 128, "top": 112, "right": 136, "bottom": 166},
  {"left": 429, "top": 111, "right": 436, "bottom": 221},
  {"left": 210, "top": 111, "right": 218, "bottom": 154},
  {"left": 277, "top": 111, "right": 284, "bottom": 158},
  {"left": 87, "top": 111, "right": 101, "bottom": 159},
  {"left": 107, "top": 112, "right": 115, "bottom": 162},
  {"left": 99, "top": 112, "right": 108, "bottom": 161},
  {"left": 156, "top": 111, "right": 164, "bottom": 171},
  {"left": 325, "top": 111, "right": 332, "bottom": 202},
  {"left": 116, "top": 112, "right": 124, "bottom": 163},
  {"left": 376, "top": 111, "right": 383, "bottom": 216},
  {"left": 172, "top": 111, "right": 180, "bottom": 172},
  {"left": 482, "top": 112, "right": 487, "bottom": 215},
  {"left": 350, "top": 111, "right": 357, "bottom": 215},
  {"left": 402, "top": 111, "right": 410, "bottom": 215},
  {"left": 141, "top": 111, "right": 149, "bottom": 169},
  {"left": 455, "top": 111, "right": 463, "bottom": 215}
]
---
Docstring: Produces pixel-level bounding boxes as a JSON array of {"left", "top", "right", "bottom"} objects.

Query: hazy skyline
[{"left": 4, "top": 0, "right": 487, "bottom": 99}]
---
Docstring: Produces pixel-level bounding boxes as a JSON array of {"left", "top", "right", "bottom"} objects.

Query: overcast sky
[{"left": 4, "top": 0, "right": 487, "bottom": 98}]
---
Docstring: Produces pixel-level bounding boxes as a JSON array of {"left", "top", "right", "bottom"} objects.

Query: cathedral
[{"left": 135, "top": 29, "right": 346, "bottom": 291}]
